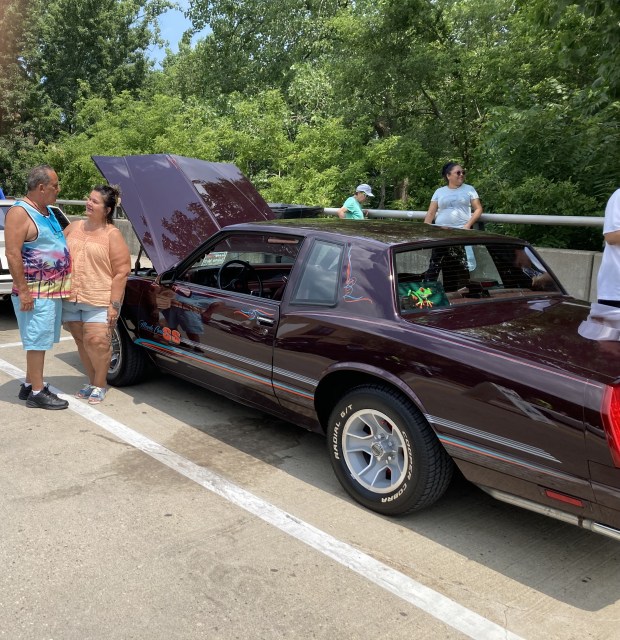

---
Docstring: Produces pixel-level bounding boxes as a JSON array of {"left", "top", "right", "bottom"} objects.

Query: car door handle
[{"left": 257, "top": 315, "right": 275, "bottom": 326}]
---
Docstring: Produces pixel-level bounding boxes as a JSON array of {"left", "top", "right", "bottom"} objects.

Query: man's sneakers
[
  {"left": 25, "top": 385, "right": 69, "bottom": 410},
  {"left": 18, "top": 383, "right": 32, "bottom": 401}
]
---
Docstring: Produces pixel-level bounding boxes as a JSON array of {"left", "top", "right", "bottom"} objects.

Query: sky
[{"left": 152, "top": 2, "right": 207, "bottom": 65}]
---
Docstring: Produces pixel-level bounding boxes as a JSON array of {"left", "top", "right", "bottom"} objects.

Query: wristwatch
[{"left": 110, "top": 300, "right": 121, "bottom": 310}]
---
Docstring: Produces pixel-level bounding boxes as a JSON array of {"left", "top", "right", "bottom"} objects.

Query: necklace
[{"left": 23, "top": 196, "right": 49, "bottom": 216}]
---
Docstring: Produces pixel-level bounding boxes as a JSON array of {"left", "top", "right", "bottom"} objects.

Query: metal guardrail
[
  {"left": 2, "top": 199, "right": 605, "bottom": 228},
  {"left": 1, "top": 198, "right": 603, "bottom": 300},
  {"left": 55, "top": 199, "right": 87, "bottom": 207},
  {"left": 0, "top": 198, "right": 87, "bottom": 208},
  {"left": 323, "top": 208, "right": 605, "bottom": 227}
]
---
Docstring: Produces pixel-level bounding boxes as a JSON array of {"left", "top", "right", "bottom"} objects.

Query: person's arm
[
  {"left": 602, "top": 190, "right": 620, "bottom": 245},
  {"left": 531, "top": 272, "right": 555, "bottom": 290},
  {"left": 463, "top": 198, "right": 483, "bottom": 229},
  {"left": 336, "top": 206, "right": 347, "bottom": 219},
  {"left": 107, "top": 229, "right": 131, "bottom": 322},
  {"left": 604, "top": 230, "right": 620, "bottom": 245},
  {"left": 4, "top": 206, "right": 34, "bottom": 310},
  {"left": 424, "top": 201, "right": 438, "bottom": 225}
]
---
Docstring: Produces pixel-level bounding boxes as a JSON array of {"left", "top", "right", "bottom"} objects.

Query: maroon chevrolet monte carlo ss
[{"left": 95, "top": 154, "right": 620, "bottom": 540}]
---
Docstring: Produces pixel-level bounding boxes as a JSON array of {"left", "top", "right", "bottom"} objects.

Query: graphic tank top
[{"left": 11, "top": 200, "right": 72, "bottom": 298}]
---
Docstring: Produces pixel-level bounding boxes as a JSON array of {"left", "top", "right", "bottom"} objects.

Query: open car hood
[{"left": 92, "top": 154, "right": 274, "bottom": 273}]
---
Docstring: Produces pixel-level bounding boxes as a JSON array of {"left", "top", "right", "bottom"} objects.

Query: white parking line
[
  {"left": 0, "top": 336, "right": 74, "bottom": 349},
  {"left": 0, "top": 356, "right": 525, "bottom": 640}
]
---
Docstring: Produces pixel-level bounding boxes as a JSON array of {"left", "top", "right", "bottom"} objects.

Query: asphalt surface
[{"left": 1, "top": 297, "right": 620, "bottom": 640}]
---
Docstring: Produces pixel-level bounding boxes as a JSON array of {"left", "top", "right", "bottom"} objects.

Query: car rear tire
[
  {"left": 327, "top": 384, "right": 453, "bottom": 516},
  {"left": 107, "top": 323, "right": 151, "bottom": 387}
]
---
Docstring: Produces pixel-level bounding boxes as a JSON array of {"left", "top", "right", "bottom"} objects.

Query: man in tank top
[{"left": 4, "top": 165, "right": 72, "bottom": 409}]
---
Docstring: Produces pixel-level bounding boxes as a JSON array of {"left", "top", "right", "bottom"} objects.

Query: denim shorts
[
  {"left": 62, "top": 301, "right": 108, "bottom": 324},
  {"left": 12, "top": 295, "right": 63, "bottom": 350}
]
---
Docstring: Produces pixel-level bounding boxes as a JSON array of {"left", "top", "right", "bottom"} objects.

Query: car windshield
[
  {"left": 191, "top": 233, "right": 301, "bottom": 268},
  {"left": 394, "top": 242, "right": 562, "bottom": 313},
  {"left": 172, "top": 231, "right": 304, "bottom": 298}
]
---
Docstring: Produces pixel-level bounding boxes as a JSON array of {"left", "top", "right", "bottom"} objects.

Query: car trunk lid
[{"left": 408, "top": 297, "right": 620, "bottom": 383}]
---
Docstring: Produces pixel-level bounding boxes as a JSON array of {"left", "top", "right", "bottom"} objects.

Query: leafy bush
[{"left": 482, "top": 175, "right": 603, "bottom": 250}]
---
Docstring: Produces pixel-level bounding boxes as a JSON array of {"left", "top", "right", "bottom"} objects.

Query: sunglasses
[{"left": 453, "top": 170, "right": 466, "bottom": 176}]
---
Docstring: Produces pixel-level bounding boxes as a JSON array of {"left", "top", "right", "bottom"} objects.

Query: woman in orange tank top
[{"left": 62, "top": 185, "right": 131, "bottom": 404}]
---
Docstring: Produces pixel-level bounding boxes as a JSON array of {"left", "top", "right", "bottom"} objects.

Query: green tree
[
  {"left": 533, "top": 0, "right": 620, "bottom": 100},
  {"left": 183, "top": 0, "right": 344, "bottom": 99},
  {"left": 33, "top": 0, "right": 170, "bottom": 131},
  {"left": 4, "top": 0, "right": 618, "bottom": 252}
]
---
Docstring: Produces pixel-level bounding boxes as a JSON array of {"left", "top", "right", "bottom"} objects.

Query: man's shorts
[
  {"left": 61, "top": 301, "right": 108, "bottom": 324},
  {"left": 11, "top": 295, "right": 63, "bottom": 350}
]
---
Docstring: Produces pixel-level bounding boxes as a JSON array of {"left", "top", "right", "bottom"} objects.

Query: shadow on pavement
[{"left": 13, "top": 337, "right": 619, "bottom": 613}]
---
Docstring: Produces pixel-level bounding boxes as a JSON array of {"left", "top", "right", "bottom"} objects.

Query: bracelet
[{"left": 110, "top": 301, "right": 121, "bottom": 310}]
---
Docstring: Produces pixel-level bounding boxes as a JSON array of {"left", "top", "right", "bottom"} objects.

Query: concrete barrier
[
  {"left": 115, "top": 219, "right": 143, "bottom": 255},
  {"left": 590, "top": 252, "right": 602, "bottom": 302},
  {"left": 536, "top": 248, "right": 599, "bottom": 302}
]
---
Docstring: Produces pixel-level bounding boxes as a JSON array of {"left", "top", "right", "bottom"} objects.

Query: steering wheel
[{"left": 217, "top": 259, "right": 263, "bottom": 296}]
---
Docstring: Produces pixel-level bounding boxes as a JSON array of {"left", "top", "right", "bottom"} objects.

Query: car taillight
[{"left": 602, "top": 385, "right": 620, "bottom": 467}]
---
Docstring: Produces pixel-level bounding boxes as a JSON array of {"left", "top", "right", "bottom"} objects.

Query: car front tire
[
  {"left": 327, "top": 384, "right": 453, "bottom": 516},
  {"left": 107, "top": 323, "right": 151, "bottom": 387}
]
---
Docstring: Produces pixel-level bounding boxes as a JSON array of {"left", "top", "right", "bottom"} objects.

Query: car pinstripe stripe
[
  {"left": 439, "top": 434, "right": 569, "bottom": 480},
  {"left": 136, "top": 339, "right": 315, "bottom": 400},
  {"left": 428, "top": 415, "right": 560, "bottom": 462}
]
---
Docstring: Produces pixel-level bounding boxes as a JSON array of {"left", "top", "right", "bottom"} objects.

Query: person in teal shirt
[{"left": 337, "top": 183, "right": 374, "bottom": 219}]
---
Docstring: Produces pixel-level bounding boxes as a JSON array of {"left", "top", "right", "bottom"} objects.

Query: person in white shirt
[
  {"left": 424, "top": 162, "right": 483, "bottom": 271},
  {"left": 597, "top": 188, "right": 620, "bottom": 308},
  {"left": 424, "top": 162, "right": 483, "bottom": 229}
]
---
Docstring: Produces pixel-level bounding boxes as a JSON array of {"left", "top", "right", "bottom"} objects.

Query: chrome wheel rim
[
  {"left": 342, "top": 409, "right": 409, "bottom": 494},
  {"left": 108, "top": 326, "right": 122, "bottom": 377}
]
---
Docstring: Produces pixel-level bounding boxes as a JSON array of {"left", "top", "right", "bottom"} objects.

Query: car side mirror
[{"left": 157, "top": 268, "right": 176, "bottom": 286}]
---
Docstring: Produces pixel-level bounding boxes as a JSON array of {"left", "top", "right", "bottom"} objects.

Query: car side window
[
  {"left": 395, "top": 243, "right": 561, "bottom": 313},
  {"left": 176, "top": 232, "right": 302, "bottom": 298},
  {"left": 291, "top": 240, "right": 343, "bottom": 305}
]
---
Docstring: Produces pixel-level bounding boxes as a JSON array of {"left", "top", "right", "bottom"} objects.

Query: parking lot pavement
[{"left": 2, "top": 298, "right": 620, "bottom": 640}]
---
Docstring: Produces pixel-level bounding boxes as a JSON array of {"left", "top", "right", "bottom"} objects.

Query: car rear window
[{"left": 394, "top": 243, "right": 562, "bottom": 313}]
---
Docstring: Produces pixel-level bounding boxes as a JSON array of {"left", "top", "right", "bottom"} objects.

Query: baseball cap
[{"left": 356, "top": 183, "right": 374, "bottom": 197}]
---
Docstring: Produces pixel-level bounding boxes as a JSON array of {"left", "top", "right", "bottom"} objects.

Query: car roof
[{"left": 223, "top": 218, "right": 526, "bottom": 247}]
